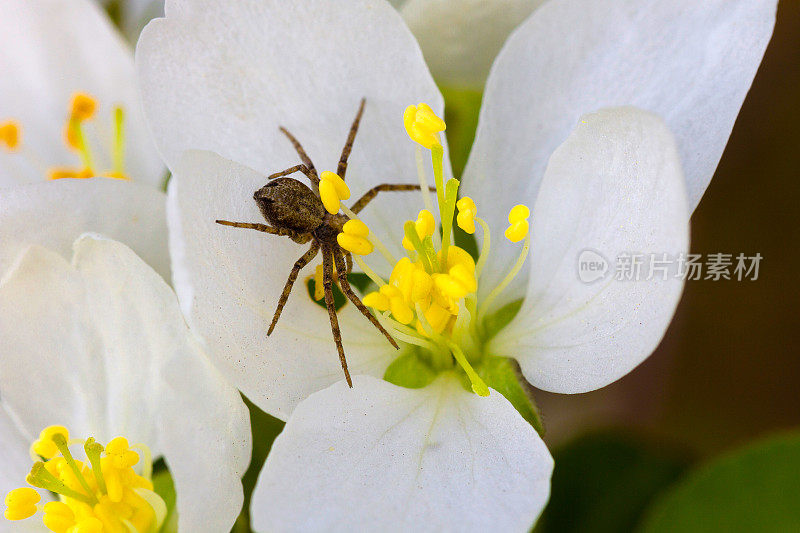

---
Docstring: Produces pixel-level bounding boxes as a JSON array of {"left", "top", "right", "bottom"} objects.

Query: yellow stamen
[
  {"left": 0, "top": 121, "right": 21, "bottom": 151},
  {"left": 456, "top": 197, "right": 477, "bottom": 234},
  {"left": 403, "top": 103, "right": 445, "bottom": 149},
  {"left": 312, "top": 264, "right": 325, "bottom": 301},
  {"left": 4, "top": 488, "right": 40, "bottom": 521},
  {"left": 42, "top": 501, "right": 75, "bottom": 531},
  {"left": 69, "top": 93, "right": 97, "bottom": 121},
  {"left": 505, "top": 204, "right": 531, "bottom": 243},
  {"left": 319, "top": 171, "right": 350, "bottom": 214},
  {"left": 47, "top": 167, "right": 93, "bottom": 180},
  {"left": 30, "top": 425, "right": 69, "bottom": 460},
  {"left": 112, "top": 106, "right": 125, "bottom": 175},
  {"left": 337, "top": 219, "right": 373, "bottom": 256},
  {"left": 9, "top": 427, "right": 162, "bottom": 532},
  {"left": 402, "top": 209, "right": 436, "bottom": 251}
]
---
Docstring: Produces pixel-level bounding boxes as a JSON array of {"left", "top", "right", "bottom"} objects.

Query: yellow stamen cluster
[
  {"left": 403, "top": 103, "right": 446, "bottom": 149},
  {"left": 319, "top": 171, "right": 350, "bottom": 214},
  {"left": 337, "top": 219, "right": 373, "bottom": 256},
  {"left": 4, "top": 425, "right": 164, "bottom": 533},
  {"left": 318, "top": 102, "right": 533, "bottom": 398},
  {"left": 1, "top": 91, "right": 131, "bottom": 183},
  {"left": 0, "top": 120, "right": 21, "bottom": 151}
]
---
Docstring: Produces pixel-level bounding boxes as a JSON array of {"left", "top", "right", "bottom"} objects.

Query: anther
[
  {"left": 505, "top": 204, "right": 530, "bottom": 243},
  {"left": 402, "top": 209, "right": 436, "bottom": 251},
  {"left": 3, "top": 487, "right": 40, "bottom": 521},
  {"left": 30, "top": 425, "right": 69, "bottom": 460},
  {"left": 0, "top": 121, "right": 21, "bottom": 151},
  {"left": 456, "top": 197, "right": 477, "bottom": 234},
  {"left": 69, "top": 93, "right": 97, "bottom": 122},
  {"left": 337, "top": 219, "right": 373, "bottom": 255},
  {"left": 319, "top": 171, "right": 350, "bottom": 214},
  {"left": 404, "top": 103, "right": 445, "bottom": 149}
]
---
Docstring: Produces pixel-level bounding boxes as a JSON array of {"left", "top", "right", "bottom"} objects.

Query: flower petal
[
  {"left": 169, "top": 150, "right": 399, "bottom": 419},
  {"left": 251, "top": 375, "right": 553, "bottom": 532},
  {"left": 0, "top": 235, "right": 250, "bottom": 532},
  {"left": 490, "top": 107, "right": 689, "bottom": 393},
  {"left": 0, "top": 0, "right": 163, "bottom": 186},
  {"left": 396, "top": 0, "right": 546, "bottom": 89},
  {"left": 137, "top": 0, "right": 447, "bottom": 253},
  {"left": 462, "top": 0, "right": 775, "bottom": 289},
  {"left": 0, "top": 407, "right": 36, "bottom": 497},
  {"left": 0, "top": 178, "right": 169, "bottom": 282}
]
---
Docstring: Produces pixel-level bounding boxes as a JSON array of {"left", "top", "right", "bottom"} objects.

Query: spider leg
[
  {"left": 278, "top": 127, "right": 320, "bottom": 186},
  {"left": 267, "top": 243, "right": 320, "bottom": 335},
  {"left": 337, "top": 98, "right": 366, "bottom": 180},
  {"left": 322, "top": 245, "right": 353, "bottom": 387},
  {"left": 333, "top": 247, "right": 399, "bottom": 350},
  {"left": 267, "top": 164, "right": 316, "bottom": 182},
  {"left": 345, "top": 251, "right": 353, "bottom": 275},
  {"left": 215, "top": 220, "right": 301, "bottom": 239},
  {"left": 350, "top": 184, "right": 437, "bottom": 214}
]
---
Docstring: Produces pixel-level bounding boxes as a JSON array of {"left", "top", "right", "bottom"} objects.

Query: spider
[{"left": 217, "top": 99, "right": 430, "bottom": 387}]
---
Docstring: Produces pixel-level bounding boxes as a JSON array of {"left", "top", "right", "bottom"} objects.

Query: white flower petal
[
  {"left": 0, "top": 407, "right": 36, "bottom": 496},
  {"left": 463, "top": 0, "right": 775, "bottom": 290},
  {"left": 169, "top": 150, "right": 399, "bottom": 420},
  {"left": 137, "top": 0, "right": 447, "bottom": 253},
  {"left": 0, "top": 0, "right": 163, "bottom": 187},
  {"left": 0, "top": 178, "right": 169, "bottom": 282},
  {"left": 0, "top": 236, "right": 250, "bottom": 532},
  {"left": 251, "top": 375, "right": 553, "bottom": 532},
  {"left": 396, "top": 0, "right": 546, "bottom": 88},
  {"left": 490, "top": 107, "right": 689, "bottom": 393}
]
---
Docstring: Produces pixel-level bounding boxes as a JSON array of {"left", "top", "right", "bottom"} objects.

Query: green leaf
[
  {"left": 232, "top": 395, "right": 286, "bottom": 533},
  {"left": 384, "top": 350, "right": 438, "bottom": 389},
  {"left": 638, "top": 431, "right": 800, "bottom": 533},
  {"left": 536, "top": 431, "right": 688, "bottom": 533},
  {"left": 482, "top": 299, "right": 523, "bottom": 341},
  {"left": 441, "top": 86, "right": 483, "bottom": 179},
  {"left": 152, "top": 464, "right": 178, "bottom": 533},
  {"left": 474, "top": 355, "right": 543, "bottom": 435}
]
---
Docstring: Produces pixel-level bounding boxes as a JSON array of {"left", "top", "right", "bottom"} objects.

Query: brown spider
[{"left": 217, "top": 99, "right": 430, "bottom": 387}]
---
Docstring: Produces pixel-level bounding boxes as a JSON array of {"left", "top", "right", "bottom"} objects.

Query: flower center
[
  {"left": 3, "top": 425, "right": 166, "bottom": 533},
  {"left": 0, "top": 92, "right": 131, "bottom": 183},
  {"left": 327, "top": 103, "right": 531, "bottom": 396}
]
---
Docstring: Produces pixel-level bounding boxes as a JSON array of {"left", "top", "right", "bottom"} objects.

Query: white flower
[
  {"left": 135, "top": 0, "right": 775, "bottom": 529},
  {"left": 0, "top": 0, "right": 163, "bottom": 188},
  {"left": 95, "top": 0, "right": 165, "bottom": 41},
  {"left": 0, "top": 235, "right": 251, "bottom": 532},
  {"left": 0, "top": 0, "right": 170, "bottom": 281},
  {"left": 391, "top": 0, "right": 547, "bottom": 89}
]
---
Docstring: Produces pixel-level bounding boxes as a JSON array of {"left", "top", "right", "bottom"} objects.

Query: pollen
[
  {"left": 0, "top": 121, "right": 21, "bottom": 151},
  {"left": 320, "top": 171, "right": 351, "bottom": 214},
  {"left": 403, "top": 103, "right": 445, "bottom": 149},
  {"left": 4, "top": 426, "right": 164, "bottom": 532}
]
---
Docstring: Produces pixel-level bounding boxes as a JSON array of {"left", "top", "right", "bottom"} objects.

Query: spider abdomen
[{"left": 254, "top": 177, "right": 326, "bottom": 233}]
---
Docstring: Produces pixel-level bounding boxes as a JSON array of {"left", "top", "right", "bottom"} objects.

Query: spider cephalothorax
[{"left": 217, "top": 99, "right": 429, "bottom": 386}]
